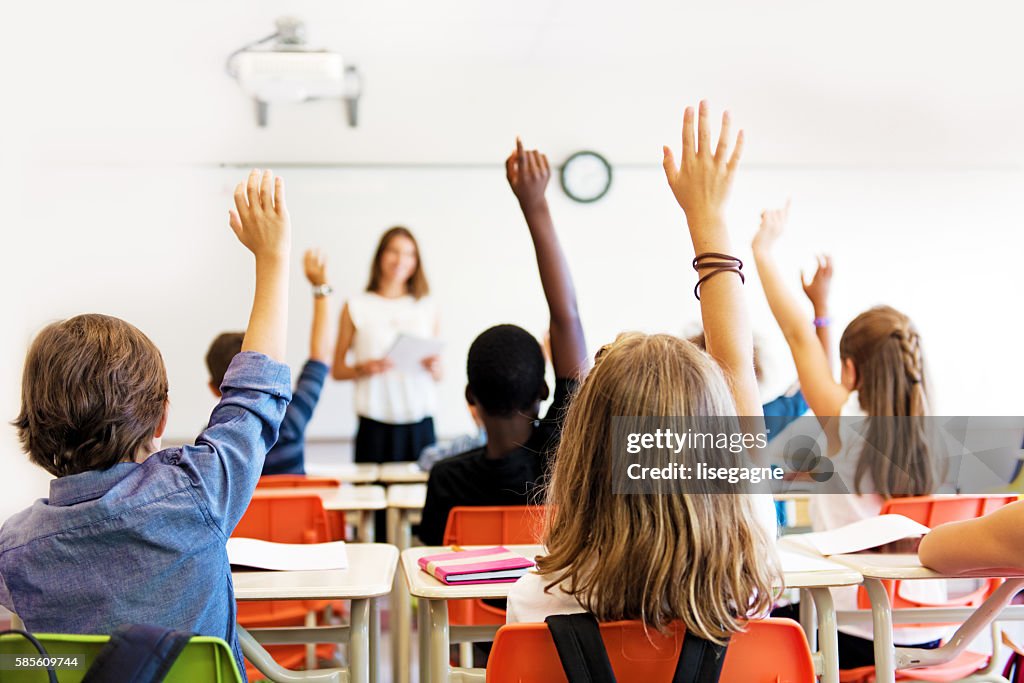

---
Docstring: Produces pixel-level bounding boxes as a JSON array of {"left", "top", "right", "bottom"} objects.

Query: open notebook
[
  {"left": 780, "top": 514, "right": 931, "bottom": 556},
  {"left": 419, "top": 546, "right": 535, "bottom": 585},
  {"left": 227, "top": 538, "right": 349, "bottom": 571}
]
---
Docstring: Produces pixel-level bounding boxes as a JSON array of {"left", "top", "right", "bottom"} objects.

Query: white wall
[{"left": 3, "top": 0, "right": 1024, "bottom": 521}]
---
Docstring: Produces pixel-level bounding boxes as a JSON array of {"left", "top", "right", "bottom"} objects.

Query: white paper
[
  {"left": 385, "top": 334, "right": 444, "bottom": 373},
  {"left": 227, "top": 538, "right": 349, "bottom": 571},
  {"left": 778, "top": 548, "right": 844, "bottom": 573},
  {"left": 779, "top": 514, "right": 931, "bottom": 556}
]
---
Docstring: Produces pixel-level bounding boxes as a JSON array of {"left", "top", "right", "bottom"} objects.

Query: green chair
[{"left": 0, "top": 632, "right": 243, "bottom": 682}]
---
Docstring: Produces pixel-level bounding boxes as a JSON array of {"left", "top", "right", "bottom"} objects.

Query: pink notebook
[{"left": 418, "top": 546, "right": 536, "bottom": 585}]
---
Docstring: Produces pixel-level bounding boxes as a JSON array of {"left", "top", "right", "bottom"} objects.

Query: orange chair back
[
  {"left": 879, "top": 495, "right": 1017, "bottom": 528},
  {"left": 442, "top": 505, "right": 545, "bottom": 546},
  {"left": 234, "top": 495, "right": 331, "bottom": 544},
  {"left": 441, "top": 505, "right": 546, "bottom": 626},
  {"left": 486, "top": 618, "right": 815, "bottom": 683},
  {"left": 857, "top": 495, "right": 1017, "bottom": 613},
  {"left": 256, "top": 475, "right": 341, "bottom": 488}
]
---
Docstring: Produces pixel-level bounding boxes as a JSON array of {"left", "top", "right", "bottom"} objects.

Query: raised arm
[
  {"left": 303, "top": 248, "right": 333, "bottom": 365},
  {"left": 919, "top": 501, "right": 1024, "bottom": 575},
  {"left": 801, "top": 254, "right": 834, "bottom": 368},
  {"left": 230, "top": 169, "right": 290, "bottom": 361},
  {"left": 505, "top": 138, "right": 588, "bottom": 380},
  {"left": 661, "top": 101, "right": 759, "bottom": 417},
  {"left": 751, "top": 203, "right": 847, "bottom": 418}
]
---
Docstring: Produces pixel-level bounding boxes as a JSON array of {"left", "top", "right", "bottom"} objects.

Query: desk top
[
  {"left": 387, "top": 483, "right": 427, "bottom": 509},
  {"left": 233, "top": 543, "right": 398, "bottom": 600},
  {"left": 379, "top": 462, "right": 430, "bottom": 484},
  {"left": 402, "top": 545, "right": 863, "bottom": 599},
  {"left": 252, "top": 484, "right": 387, "bottom": 511},
  {"left": 830, "top": 553, "right": 1024, "bottom": 581},
  {"left": 305, "top": 463, "right": 381, "bottom": 484}
]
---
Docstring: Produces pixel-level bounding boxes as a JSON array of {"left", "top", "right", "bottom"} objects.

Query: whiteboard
[{"left": 9, "top": 164, "right": 1024, "bottom": 445}]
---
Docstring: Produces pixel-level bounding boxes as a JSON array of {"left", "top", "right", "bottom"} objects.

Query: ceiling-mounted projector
[{"left": 226, "top": 17, "right": 362, "bottom": 127}]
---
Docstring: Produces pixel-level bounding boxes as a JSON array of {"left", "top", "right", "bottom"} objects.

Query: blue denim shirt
[{"left": 0, "top": 351, "right": 291, "bottom": 679}]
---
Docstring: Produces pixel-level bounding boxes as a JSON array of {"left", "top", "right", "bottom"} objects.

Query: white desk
[
  {"left": 234, "top": 543, "right": 397, "bottom": 683},
  {"left": 306, "top": 463, "right": 381, "bottom": 485},
  {"left": 252, "top": 485, "right": 387, "bottom": 542},
  {"left": 379, "top": 462, "right": 430, "bottom": 484},
  {"left": 402, "top": 545, "right": 861, "bottom": 683},
  {"left": 386, "top": 483, "right": 428, "bottom": 683},
  {"left": 828, "top": 553, "right": 1024, "bottom": 683}
]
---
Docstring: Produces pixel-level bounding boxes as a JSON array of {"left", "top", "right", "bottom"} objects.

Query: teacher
[{"left": 332, "top": 226, "right": 441, "bottom": 463}]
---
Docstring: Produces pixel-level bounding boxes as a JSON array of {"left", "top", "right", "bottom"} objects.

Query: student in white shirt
[
  {"left": 752, "top": 202, "right": 945, "bottom": 668},
  {"left": 507, "top": 102, "right": 783, "bottom": 645}
]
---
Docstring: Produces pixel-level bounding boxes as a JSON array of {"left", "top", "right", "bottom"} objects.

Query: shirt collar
[{"left": 48, "top": 463, "right": 140, "bottom": 506}]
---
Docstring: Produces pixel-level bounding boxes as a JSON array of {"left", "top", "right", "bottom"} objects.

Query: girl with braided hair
[{"left": 752, "top": 201, "right": 946, "bottom": 669}]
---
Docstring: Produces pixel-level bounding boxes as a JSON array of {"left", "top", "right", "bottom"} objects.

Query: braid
[{"left": 894, "top": 327, "right": 923, "bottom": 386}]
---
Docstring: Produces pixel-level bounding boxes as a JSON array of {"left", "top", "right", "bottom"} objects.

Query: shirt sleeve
[
  {"left": 169, "top": 351, "right": 292, "bottom": 537},
  {"left": 418, "top": 468, "right": 453, "bottom": 546},
  {"left": 276, "top": 360, "right": 328, "bottom": 446},
  {"left": 542, "top": 377, "right": 577, "bottom": 424}
]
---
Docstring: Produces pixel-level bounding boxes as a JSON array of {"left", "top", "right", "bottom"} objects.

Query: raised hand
[
  {"left": 230, "top": 169, "right": 290, "bottom": 260},
  {"left": 662, "top": 100, "right": 743, "bottom": 230},
  {"left": 304, "top": 248, "right": 328, "bottom": 287},
  {"left": 505, "top": 137, "right": 551, "bottom": 208},
  {"left": 801, "top": 255, "right": 833, "bottom": 313},
  {"left": 752, "top": 200, "right": 791, "bottom": 255}
]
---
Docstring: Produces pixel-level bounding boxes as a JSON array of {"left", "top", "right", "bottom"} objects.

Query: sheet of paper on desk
[
  {"left": 778, "top": 548, "right": 845, "bottom": 573},
  {"left": 780, "top": 514, "right": 931, "bottom": 556},
  {"left": 385, "top": 334, "right": 444, "bottom": 373},
  {"left": 227, "top": 538, "right": 348, "bottom": 571}
]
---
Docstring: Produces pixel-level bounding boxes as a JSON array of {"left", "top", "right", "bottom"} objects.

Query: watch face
[{"left": 560, "top": 151, "right": 612, "bottom": 203}]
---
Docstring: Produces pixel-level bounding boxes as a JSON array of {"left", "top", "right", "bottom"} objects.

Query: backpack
[{"left": 545, "top": 613, "right": 729, "bottom": 683}]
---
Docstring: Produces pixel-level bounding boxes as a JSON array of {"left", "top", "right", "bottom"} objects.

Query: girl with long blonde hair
[{"left": 507, "top": 102, "right": 782, "bottom": 644}]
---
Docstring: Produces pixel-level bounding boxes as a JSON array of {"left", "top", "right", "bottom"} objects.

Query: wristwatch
[{"left": 312, "top": 284, "right": 334, "bottom": 298}]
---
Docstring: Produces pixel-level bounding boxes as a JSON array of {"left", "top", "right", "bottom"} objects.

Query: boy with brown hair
[{"left": 0, "top": 169, "right": 292, "bottom": 677}]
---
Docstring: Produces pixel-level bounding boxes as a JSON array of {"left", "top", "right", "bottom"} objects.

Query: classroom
[{"left": 2, "top": 1, "right": 1024, "bottom": 682}]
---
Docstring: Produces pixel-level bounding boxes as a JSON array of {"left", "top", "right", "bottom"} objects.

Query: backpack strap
[
  {"left": 672, "top": 630, "right": 729, "bottom": 683},
  {"left": 0, "top": 629, "right": 58, "bottom": 683},
  {"left": 81, "top": 624, "right": 193, "bottom": 683},
  {"left": 545, "top": 613, "right": 617, "bottom": 683}
]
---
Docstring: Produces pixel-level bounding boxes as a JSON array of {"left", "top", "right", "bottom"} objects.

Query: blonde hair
[
  {"left": 839, "top": 306, "right": 934, "bottom": 497},
  {"left": 537, "top": 333, "right": 781, "bottom": 643}
]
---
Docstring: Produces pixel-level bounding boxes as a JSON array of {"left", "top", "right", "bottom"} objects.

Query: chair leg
[
  {"left": 459, "top": 641, "right": 474, "bottom": 668},
  {"left": 306, "top": 610, "right": 317, "bottom": 670}
]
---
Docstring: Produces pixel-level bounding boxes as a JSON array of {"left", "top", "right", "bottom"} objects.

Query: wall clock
[{"left": 560, "top": 151, "right": 612, "bottom": 203}]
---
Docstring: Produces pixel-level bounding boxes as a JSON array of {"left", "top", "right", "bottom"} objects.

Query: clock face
[{"left": 560, "top": 151, "right": 612, "bottom": 203}]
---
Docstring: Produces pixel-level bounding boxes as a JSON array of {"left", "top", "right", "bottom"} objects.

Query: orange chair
[
  {"left": 256, "top": 475, "right": 342, "bottom": 488},
  {"left": 841, "top": 495, "right": 1017, "bottom": 683},
  {"left": 442, "top": 506, "right": 546, "bottom": 627},
  {"left": 485, "top": 617, "right": 815, "bottom": 683},
  {"left": 233, "top": 495, "right": 338, "bottom": 679}
]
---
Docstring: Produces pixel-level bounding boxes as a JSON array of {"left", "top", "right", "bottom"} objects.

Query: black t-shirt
[{"left": 417, "top": 377, "right": 577, "bottom": 546}]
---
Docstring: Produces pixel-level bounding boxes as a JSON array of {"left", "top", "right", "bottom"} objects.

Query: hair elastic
[
  {"left": 692, "top": 252, "right": 744, "bottom": 300},
  {"left": 694, "top": 267, "right": 745, "bottom": 300}
]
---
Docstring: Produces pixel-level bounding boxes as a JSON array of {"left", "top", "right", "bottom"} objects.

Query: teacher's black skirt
[{"left": 354, "top": 415, "right": 436, "bottom": 463}]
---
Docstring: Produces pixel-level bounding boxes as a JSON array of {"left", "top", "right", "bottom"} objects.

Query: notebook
[
  {"left": 418, "top": 546, "right": 535, "bottom": 585},
  {"left": 227, "top": 538, "right": 348, "bottom": 571}
]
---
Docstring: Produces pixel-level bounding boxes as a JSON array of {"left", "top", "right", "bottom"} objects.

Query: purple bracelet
[{"left": 813, "top": 316, "right": 831, "bottom": 328}]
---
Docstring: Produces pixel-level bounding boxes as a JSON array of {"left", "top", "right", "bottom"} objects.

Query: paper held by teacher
[{"left": 385, "top": 334, "right": 444, "bottom": 373}]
